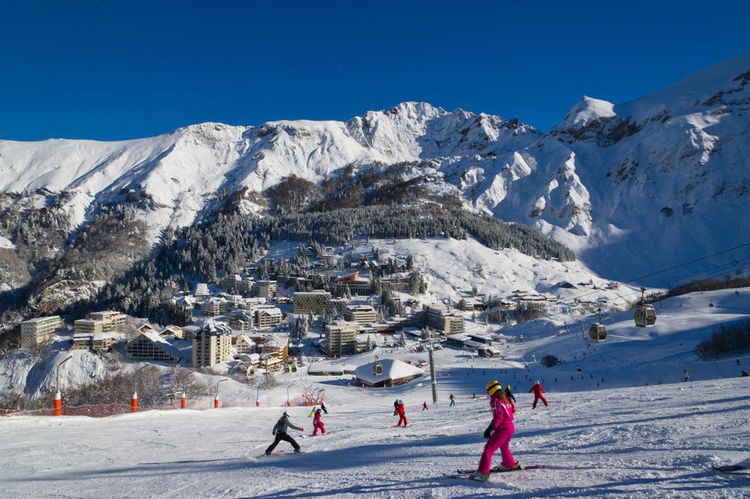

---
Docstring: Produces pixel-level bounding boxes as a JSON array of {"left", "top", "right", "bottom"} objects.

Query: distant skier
[
  {"left": 529, "top": 381, "right": 548, "bottom": 409},
  {"left": 396, "top": 400, "right": 408, "bottom": 427},
  {"left": 449, "top": 393, "right": 456, "bottom": 407},
  {"left": 470, "top": 380, "right": 519, "bottom": 481},
  {"left": 741, "top": 370, "right": 749, "bottom": 377},
  {"left": 393, "top": 399, "right": 399, "bottom": 415},
  {"left": 312, "top": 408, "right": 326, "bottom": 436},
  {"left": 422, "top": 401, "right": 429, "bottom": 411},
  {"left": 682, "top": 369, "right": 690, "bottom": 382},
  {"left": 265, "top": 412, "right": 303, "bottom": 455}
]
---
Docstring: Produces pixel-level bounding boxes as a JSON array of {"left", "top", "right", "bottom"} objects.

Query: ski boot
[
  {"left": 497, "top": 461, "right": 521, "bottom": 471},
  {"left": 469, "top": 470, "right": 491, "bottom": 481}
]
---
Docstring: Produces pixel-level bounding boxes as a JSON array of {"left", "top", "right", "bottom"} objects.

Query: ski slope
[
  {"left": 1, "top": 378, "right": 747, "bottom": 497},
  {"left": 2, "top": 288, "right": 750, "bottom": 497}
]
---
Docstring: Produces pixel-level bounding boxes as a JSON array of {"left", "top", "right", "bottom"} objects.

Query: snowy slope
[
  {"left": 365, "top": 237, "right": 632, "bottom": 306},
  {"left": 2, "top": 288, "right": 749, "bottom": 497},
  {"left": 1, "top": 365, "right": 748, "bottom": 497}
]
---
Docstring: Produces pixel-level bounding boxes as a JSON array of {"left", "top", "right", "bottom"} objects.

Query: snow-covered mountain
[{"left": 1, "top": 52, "right": 749, "bottom": 286}]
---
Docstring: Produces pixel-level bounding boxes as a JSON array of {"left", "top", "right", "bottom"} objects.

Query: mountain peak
[
  {"left": 385, "top": 101, "right": 446, "bottom": 119},
  {"left": 557, "top": 96, "right": 616, "bottom": 130}
]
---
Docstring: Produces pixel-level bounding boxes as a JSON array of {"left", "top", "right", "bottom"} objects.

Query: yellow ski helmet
[{"left": 485, "top": 380, "right": 501, "bottom": 396}]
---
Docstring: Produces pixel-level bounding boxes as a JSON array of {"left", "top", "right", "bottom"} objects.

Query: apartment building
[
  {"left": 228, "top": 310, "right": 254, "bottom": 331},
  {"left": 325, "top": 320, "right": 359, "bottom": 357},
  {"left": 252, "top": 280, "right": 277, "bottom": 299},
  {"left": 261, "top": 334, "right": 289, "bottom": 365},
  {"left": 91, "top": 332, "right": 118, "bottom": 352},
  {"left": 71, "top": 333, "right": 92, "bottom": 350},
  {"left": 200, "top": 298, "right": 224, "bottom": 317},
  {"left": 194, "top": 282, "right": 210, "bottom": 300},
  {"left": 127, "top": 330, "right": 182, "bottom": 363},
  {"left": 88, "top": 311, "right": 127, "bottom": 332},
  {"left": 221, "top": 274, "right": 242, "bottom": 293},
  {"left": 238, "top": 277, "right": 254, "bottom": 295},
  {"left": 334, "top": 272, "right": 373, "bottom": 296},
  {"left": 422, "top": 304, "right": 465, "bottom": 335},
  {"left": 293, "top": 290, "right": 332, "bottom": 315},
  {"left": 20, "top": 315, "right": 62, "bottom": 349},
  {"left": 234, "top": 335, "right": 256, "bottom": 354},
  {"left": 74, "top": 319, "right": 103, "bottom": 335},
  {"left": 255, "top": 306, "right": 283, "bottom": 329},
  {"left": 344, "top": 304, "right": 378, "bottom": 325},
  {"left": 192, "top": 323, "right": 232, "bottom": 368}
]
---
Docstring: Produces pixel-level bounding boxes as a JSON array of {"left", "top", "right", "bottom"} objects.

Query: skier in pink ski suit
[
  {"left": 476, "top": 380, "right": 518, "bottom": 477},
  {"left": 312, "top": 408, "right": 326, "bottom": 436}
]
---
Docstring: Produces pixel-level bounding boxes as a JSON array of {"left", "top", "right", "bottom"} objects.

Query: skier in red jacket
[
  {"left": 312, "top": 408, "right": 326, "bottom": 436},
  {"left": 396, "top": 400, "right": 408, "bottom": 426},
  {"left": 529, "top": 381, "right": 548, "bottom": 409}
]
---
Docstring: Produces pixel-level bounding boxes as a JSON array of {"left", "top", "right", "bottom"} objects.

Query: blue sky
[{"left": 1, "top": 0, "right": 748, "bottom": 140}]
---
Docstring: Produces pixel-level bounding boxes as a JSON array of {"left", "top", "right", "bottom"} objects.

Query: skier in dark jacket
[
  {"left": 320, "top": 401, "right": 328, "bottom": 414},
  {"left": 265, "top": 412, "right": 304, "bottom": 455}
]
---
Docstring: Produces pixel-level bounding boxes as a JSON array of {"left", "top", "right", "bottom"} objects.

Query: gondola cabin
[
  {"left": 634, "top": 304, "right": 657, "bottom": 327},
  {"left": 634, "top": 288, "right": 657, "bottom": 327},
  {"left": 588, "top": 323, "right": 607, "bottom": 341}
]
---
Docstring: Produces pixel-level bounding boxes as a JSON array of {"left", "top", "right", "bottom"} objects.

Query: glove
[
  {"left": 300, "top": 428, "right": 304, "bottom": 432},
  {"left": 483, "top": 426, "right": 494, "bottom": 439}
]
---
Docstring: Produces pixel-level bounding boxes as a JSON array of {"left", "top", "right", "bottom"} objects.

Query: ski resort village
[{"left": 2, "top": 7, "right": 750, "bottom": 496}]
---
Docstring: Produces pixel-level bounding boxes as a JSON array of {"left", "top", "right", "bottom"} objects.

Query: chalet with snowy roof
[
  {"left": 160, "top": 325, "right": 184, "bottom": 339},
  {"left": 355, "top": 358, "right": 424, "bottom": 387},
  {"left": 234, "top": 335, "right": 256, "bottom": 354},
  {"left": 255, "top": 306, "right": 283, "bottom": 329}
]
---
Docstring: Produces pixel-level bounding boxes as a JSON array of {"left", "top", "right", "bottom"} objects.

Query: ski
[
  {"left": 454, "top": 464, "right": 543, "bottom": 474},
  {"left": 258, "top": 450, "right": 304, "bottom": 458}
]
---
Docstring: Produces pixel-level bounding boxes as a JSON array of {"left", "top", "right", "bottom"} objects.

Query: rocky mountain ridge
[{"left": 1, "top": 51, "right": 749, "bottom": 288}]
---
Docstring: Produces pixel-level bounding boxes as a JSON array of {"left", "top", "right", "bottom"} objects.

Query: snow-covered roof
[
  {"left": 307, "top": 362, "right": 357, "bottom": 375},
  {"left": 355, "top": 358, "right": 424, "bottom": 385},
  {"left": 22, "top": 315, "right": 60, "bottom": 324}
]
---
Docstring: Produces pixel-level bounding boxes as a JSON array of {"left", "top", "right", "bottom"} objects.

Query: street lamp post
[
  {"left": 215, "top": 379, "right": 228, "bottom": 409},
  {"left": 132, "top": 365, "right": 149, "bottom": 413},
  {"left": 53, "top": 355, "right": 73, "bottom": 416},
  {"left": 428, "top": 346, "right": 438, "bottom": 404}
]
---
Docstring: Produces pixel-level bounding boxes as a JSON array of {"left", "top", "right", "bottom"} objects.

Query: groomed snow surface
[
  {"left": 3, "top": 288, "right": 750, "bottom": 498},
  {"left": 1, "top": 379, "right": 748, "bottom": 498}
]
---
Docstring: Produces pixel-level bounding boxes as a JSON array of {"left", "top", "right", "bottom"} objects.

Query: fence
[{"left": 0, "top": 393, "right": 325, "bottom": 418}]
